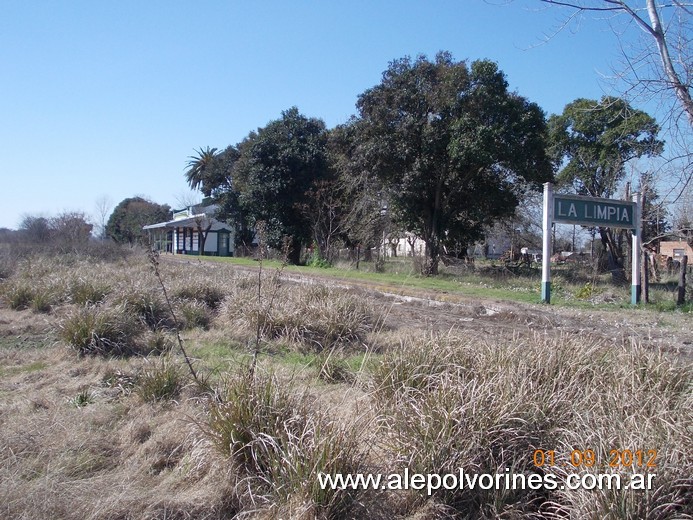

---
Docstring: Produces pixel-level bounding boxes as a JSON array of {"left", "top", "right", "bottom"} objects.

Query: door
[{"left": 218, "top": 232, "right": 230, "bottom": 257}]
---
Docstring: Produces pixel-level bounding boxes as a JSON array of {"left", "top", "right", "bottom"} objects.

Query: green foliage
[
  {"left": 106, "top": 196, "right": 171, "bottom": 245},
  {"left": 185, "top": 109, "right": 334, "bottom": 265},
  {"left": 575, "top": 281, "right": 599, "bottom": 299},
  {"left": 185, "top": 146, "right": 220, "bottom": 197},
  {"left": 549, "top": 96, "right": 662, "bottom": 198},
  {"left": 231, "top": 108, "right": 332, "bottom": 264},
  {"left": 69, "top": 389, "right": 95, "bottom": 408},
  {"left": 306, "top": 246, "right": 331, "bottom": 268},
  {"left": 343, "top": 52, "right": 553, "bottom": 274}
]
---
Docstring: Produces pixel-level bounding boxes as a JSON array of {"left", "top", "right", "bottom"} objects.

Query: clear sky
[{"left": 0, "top": 0, "right": 642, "bottom": 230}]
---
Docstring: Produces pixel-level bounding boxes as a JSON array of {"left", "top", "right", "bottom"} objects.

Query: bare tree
[
  {"left": 94, "top": 195, "right": 113, "bottom": 240},
  {"left": 539, "top": 0, "right": 693, "bottom": 209},
  {"left": 540, "top": 1, "right": 692, "bottom": 127},
  {"left": 174, "top": 190, "right": 201, "bottom": 210}
]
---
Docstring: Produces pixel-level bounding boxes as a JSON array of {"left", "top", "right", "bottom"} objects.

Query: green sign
[{"left": 553, "top": 195, "right": 635, "bottom": 229}]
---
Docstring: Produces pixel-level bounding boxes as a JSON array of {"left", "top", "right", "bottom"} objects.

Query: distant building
[
  {"left": 143, "top": 204, "right": 234, "bottom": 256},
  {"left": 659, "top": 240, "right": 693, "bottom": 261},
  {"left": 382, "top": 232, "right": 426, "bottom": 257}
]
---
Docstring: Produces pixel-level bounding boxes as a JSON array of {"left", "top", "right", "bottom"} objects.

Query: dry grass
[{"left": 0, "top": 250, "right": 691, "bottom": 519}]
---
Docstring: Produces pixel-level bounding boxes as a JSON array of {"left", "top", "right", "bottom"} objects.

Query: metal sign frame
[{"left": 542, "top": 183, "right": 641, "bottom": 305}]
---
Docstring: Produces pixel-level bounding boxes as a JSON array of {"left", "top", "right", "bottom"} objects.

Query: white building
[{"left": 143, "top": 204, "right": 235, "bottom": 257}]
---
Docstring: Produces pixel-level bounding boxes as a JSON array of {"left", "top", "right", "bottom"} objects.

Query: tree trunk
[
  {"left": 287, "top": 237, "right": 302, "bottom": 265},
  {"left": 423, "top": 238, "right": 440, "bottom": 276},
  {"left": 599, "top": 227, "right": 626, "bottom": 282},
  {"left": 646, "top": 0, "right": 693, "bottom": 128},
  {"left": 642, "top": 251, "right": 650, "bottom": 304}
]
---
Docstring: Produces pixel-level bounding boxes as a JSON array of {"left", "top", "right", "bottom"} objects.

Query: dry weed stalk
[
  {"left": 146, "top": 247, "right": 200, "bottom": 386},
  {"left": 249, "top": 222, "right": 291, "bottom": 378}
]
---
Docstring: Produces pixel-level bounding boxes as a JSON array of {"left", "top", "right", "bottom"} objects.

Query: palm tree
[{"left": 185, "top": 147, "right": 218, "bottom": 196}]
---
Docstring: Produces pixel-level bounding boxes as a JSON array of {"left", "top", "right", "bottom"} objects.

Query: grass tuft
[
  {"left": 59, "top": 304, "right": 142, "bottom": 356},
  {"left": 135, "top": 359, "right": 185, "bottom": 403}
]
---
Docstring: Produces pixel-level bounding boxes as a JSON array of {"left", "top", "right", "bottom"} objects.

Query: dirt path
[{"left": 163, "top": 256, "right": 693, "bottom": 355}]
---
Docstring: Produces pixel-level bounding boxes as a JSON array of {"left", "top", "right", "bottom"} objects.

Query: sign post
[
  {"left": 541, "top": 183, "right": 640, "bottom": 305},
  {"left": 631, "top": 192, "right": 641, "bottom": 305},
  {"left": 542, "top": 183, "right": 553, "bottom": 303}
]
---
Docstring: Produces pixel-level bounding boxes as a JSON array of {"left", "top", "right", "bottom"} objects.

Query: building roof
[{"left": 143, "top": 214, "right": 232, "bottom": 232}]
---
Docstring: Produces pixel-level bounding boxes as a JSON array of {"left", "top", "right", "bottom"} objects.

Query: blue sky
[{"left": 1, "top": 0, "right": 639, "bottom": 230}]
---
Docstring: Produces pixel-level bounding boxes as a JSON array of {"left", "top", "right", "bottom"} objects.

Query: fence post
[{"left": 677, "top": 255, "right": 688, "bottom": 306}]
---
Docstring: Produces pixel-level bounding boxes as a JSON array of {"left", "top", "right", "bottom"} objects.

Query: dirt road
[{"left": 165, "top": 256, "right": 693, "bottom": 355}]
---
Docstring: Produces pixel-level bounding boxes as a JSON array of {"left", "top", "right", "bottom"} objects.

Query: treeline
[{"left": 186, "top": 52, "right": 663, "bottom": 275}]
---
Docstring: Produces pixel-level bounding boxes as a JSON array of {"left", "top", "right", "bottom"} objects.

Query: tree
[
  {"left": 329, "top": 121, "right": 390, "bottom": 263},
  {"left": 345, "top": 53, "right": 553, "bottom": 274},
  {"left": 94, "top": 195, "right": 113, "bottom": 240},
  {"left": 639, "top": 170, "right": 670, "bottom": 243},
  {"left": 541, "top": 1, "right": 692, "bottom": 129},
  {"left": 548, "top": 96, "right": 663, "bottom": 272},
  {"left": 232, "top": 107, "right": 331, "bottom": 264},
  {"left": 49, "top": 211, "right": 93, "bottom": 250},
  {"left": 539, "top": 0, "right": 693, "bottom": 196},
  {"left": 18, "top": 215, "right": 51, "bottom": 242},
  {"left": 185, "top": 147, "right": 220, "bottom": 197},
  {"left": 106, "top": 197, "right": 171, "bottom": 245}
]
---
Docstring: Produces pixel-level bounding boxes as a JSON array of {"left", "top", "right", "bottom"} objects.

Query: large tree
[
  {"left": 346, "top": 53, "right": 553, "bottom": 274},
  {"left": 232, "top": 107, "right": 332, "bottom": 264},
  {"left": 106, "top": 197, "right": 171, "bottom": 245},
  {"left": 548, "top": 96, "right": 663, "bottom": 271}
]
